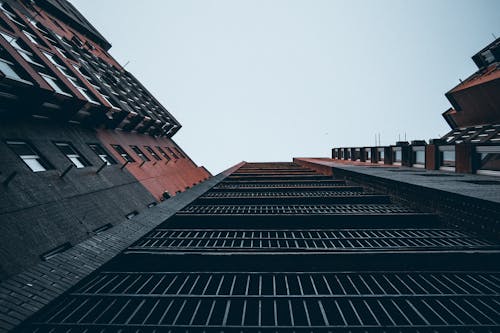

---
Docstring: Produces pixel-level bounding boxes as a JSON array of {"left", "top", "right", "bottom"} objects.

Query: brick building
[
  {"left": 0, "top": 0, "right": 210, "bottom": 281},
  {"left": 0, "top": 1, "right": 499, "bottom": 332}
]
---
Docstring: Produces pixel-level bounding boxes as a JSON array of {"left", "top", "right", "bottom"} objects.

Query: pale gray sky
[{"left": 72, "top": 0, "right": 500, "bottom": 174}]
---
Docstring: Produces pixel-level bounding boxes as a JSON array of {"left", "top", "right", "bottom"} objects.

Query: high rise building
[
  {"left": 1, "top": 1, "right": 499, "bottom": 332},
  {"left": 0, "top": 0, "right": 210, "bottom": 282},
  {"left": 13, "top": 162, "right": 500, "bottom": 332}
]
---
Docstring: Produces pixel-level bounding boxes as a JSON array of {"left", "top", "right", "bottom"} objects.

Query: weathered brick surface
[{"left": 0, "top": 162, "right": 244, "bottom": 333}]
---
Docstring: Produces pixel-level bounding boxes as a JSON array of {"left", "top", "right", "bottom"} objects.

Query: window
[
  {"left": 174, "top": 147, "right": 186, "bottom": 158},
  {"left": 0, "top": 58, "right": 24, "bottom": 81},
  {"left": 54, "top": 142, "right": 91, "bottom": 168},
  {"left": 477, "top": 146, "right": 500, "bottom": 174},
  {"left": 88, "top": 143, "right": 116, "bottom": 165},
  {"left": 39, "top": 73, "right": 70, "bottom": 96},
  {"left": 439, "top": 146, "right": 455, "bottom": 170},
  {"left": 43, "top": 52, "right": 97, "bottom": 103},
  {"left": 6, "top": 140, "right": 53, "bottom": 172},
  {"left": 130, "top": 145, "right": 150, "bottom": 162},
  {"left": 0, "top": 32, "right": 44, "bottom": 67},
  {"left": 22, "top": 30, "right": 42, "bottom": 45},
  {"left": 412, "top": 147, "right": 426, "bottom": 167},
  {"left": 111, "top": 144, "right": 135, "bottom": 162},
  {"left": 156, "top": 146, "right": 170, "bottom": 161},
  {"left": 144, "top": 146, "right": 161, "bottom": 160},
  {"left": 166, "top": 146, "right": 179, "bottom": 159}
]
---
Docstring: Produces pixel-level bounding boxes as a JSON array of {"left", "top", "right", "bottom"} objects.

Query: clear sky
[{"left": 71, "top": 0, "right": 500, "bottom": 174}]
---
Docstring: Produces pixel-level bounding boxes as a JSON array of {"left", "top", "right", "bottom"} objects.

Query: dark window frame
[
  {"left": 156, "top": 146, "right": 171, "bottom": 161},
  {"left": 88, "top": 143, "right": 116, "bottom": 165},
  {"left": 165, "top": 146, "right": 179, "bottom": 159},
  {"left": 54, "top": 141, "right": 91, "bottom": 168},
  {"left": 130, "top": 145, "right": 150, "bottom": 162},
  {"left": 5, "top": 139, "right": 53, "bottom": 172},
  {"left": 144, "top": 145, "right": 161, "bottom": 160},
  {"left": 110, "top": 144, "right": 135, "bottom": 163}
]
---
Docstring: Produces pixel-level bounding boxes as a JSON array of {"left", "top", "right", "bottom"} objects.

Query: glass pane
[
  {"left": 69, "top": 155, "right": 85, "bottom": 168},
  {"left": 55, "top": 142, "right": 76, "bottom": 155},
  {"left": 479, "top": 152, "right": 500, "bottom": 171},
  {"left": 0, "top": 59, "right": 23, "bottom": 81},
  {"left": 415, "top": 150, "right": 425, "bottom": 164},
  {"left": 393, "top": 150, "right": 402, "bottom": 162},
  {"left": 23, "top": 157, "right": 46, "bottom": 172},
  {"left": 441, "top": 151, "right": 455, "bottom": 167},
  {"left": 6, "top": 141, "right": 35, "bottom": 155},
  {"left": 41, "top": 74, "right": 69, "bottom": 95}
]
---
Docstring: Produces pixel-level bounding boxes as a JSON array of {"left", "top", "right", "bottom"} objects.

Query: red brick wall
[{"left": 96, "top": 129, "right": 211, "bottom": 200}]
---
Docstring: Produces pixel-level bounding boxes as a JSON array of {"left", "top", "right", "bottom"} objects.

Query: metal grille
[
  {"left": 179, "top": 204, "right": 418, "bottom": 215},
  {"left": 202, "top": 190, "right": 369, "bottom": 198},
  {"left": 234, "top": 170, "right": 318, "bottom": 175},
  {"left": 24, "top": 271, "right": 500, "bottom": 331},
  {"left": 128, "top": 229, "right": 496, "bottom": 252},
  {"left": 226, "top": 175, "right": 333, "bottom": 181},
  {"left": 212, "top": 185, "right": 363, "bottom": 192},
  {"left": 214, "top": 183, "right": 351, "bottom": 189}
]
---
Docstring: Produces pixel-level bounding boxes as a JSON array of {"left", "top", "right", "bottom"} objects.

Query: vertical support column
[
  {"left": 384, "top": 146, "right": 392, "bottom": 164},
  {"left": 455, "top": 142, "right": 476, "bottom": 174},
  {"left": 426, "top": 142, "right": 440, "bottom": 170},
  {"left": 343, "top": 148, "right": 350, "bottom": 160},
  {"left": 360, "top": 148, "right": 366, "bottom": 162},
  {"left": 401, "top": 146, "right": 412, "bottom": 167},
  {"left": 370, "top": 147, "right": 377, "bottom": 163}
]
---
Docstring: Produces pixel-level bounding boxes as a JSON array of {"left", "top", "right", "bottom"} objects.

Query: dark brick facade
[{"left": 0, "top": 117, "right": 157, "bottom": 279}]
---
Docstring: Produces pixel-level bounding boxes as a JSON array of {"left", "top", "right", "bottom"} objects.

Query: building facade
[
  {"left": 0, "top": 0, "right": 210, "bottom": 280},
  {"left": 14, "top": 161, "right": 500, "bottom": 332},
  {"left": 332, "top": 37, "right": 500, "bottom": 176}
]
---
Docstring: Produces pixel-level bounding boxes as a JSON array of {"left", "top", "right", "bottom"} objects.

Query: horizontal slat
[
  {"left": 179, "top": 204, "right": 418, "bottom": 215},
  {"left": 23, "top": 272, "right": 500, "bottom": 330}
]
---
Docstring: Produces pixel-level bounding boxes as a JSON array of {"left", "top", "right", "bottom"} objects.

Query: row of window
[
  {"left": 5, "top": 140, "right": 186, "bottom": 172},
  {"left": 110, "top": 144, "right": 185, "bottom": 163},
  {"left": 0, "top": 2, "right": 180, "bottom": 136}
]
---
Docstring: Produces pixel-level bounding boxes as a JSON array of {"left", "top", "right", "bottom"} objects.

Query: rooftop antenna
[
  {"left": 123, "top": 61, "right": 130, "bottom": 68},
  {"left": 493, "top": 33, "right": 497, "bottom": 40}
]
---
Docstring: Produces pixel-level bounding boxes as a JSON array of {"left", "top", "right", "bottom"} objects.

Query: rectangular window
[
  {"left": 477, "top": 146, "right": 500, "bottom": 175},
  {"left": 0, "top": 58, "right": 24, "bottom": 81},
  {"left": 39, "top": 73, "right": 71, "bottom": 96},
  {"left": 166, "top": 146, "right": 179, "bottom": 159},
  {"left": 88, "top": 143, "right": 116, "bottom": 165},
  {"left": 144, "top": 146, "right": 161, "bottom": 160},
  {"left": 6, "top": 140, "right": 53, "bottom": 172},
  {"left": 54, "top": 142, "right": 91, "bottom": 168},
  {"left": 130, "top": 145, "right": 150, "bottom": 162},
  {"left": 412, "top": 148, "right": 425, "bottom": 166},
  {"left": 111, "top": 144, "right": 135, "bottom": 162},
  {"left": 174, "top": 147, "right": 186, "bottom": 158},
  {"left": 439, "top": 146, "right": 456, "bottom": 170},
  {"left": 156, "top": 146, "right": 171, "bottom": 161}
]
